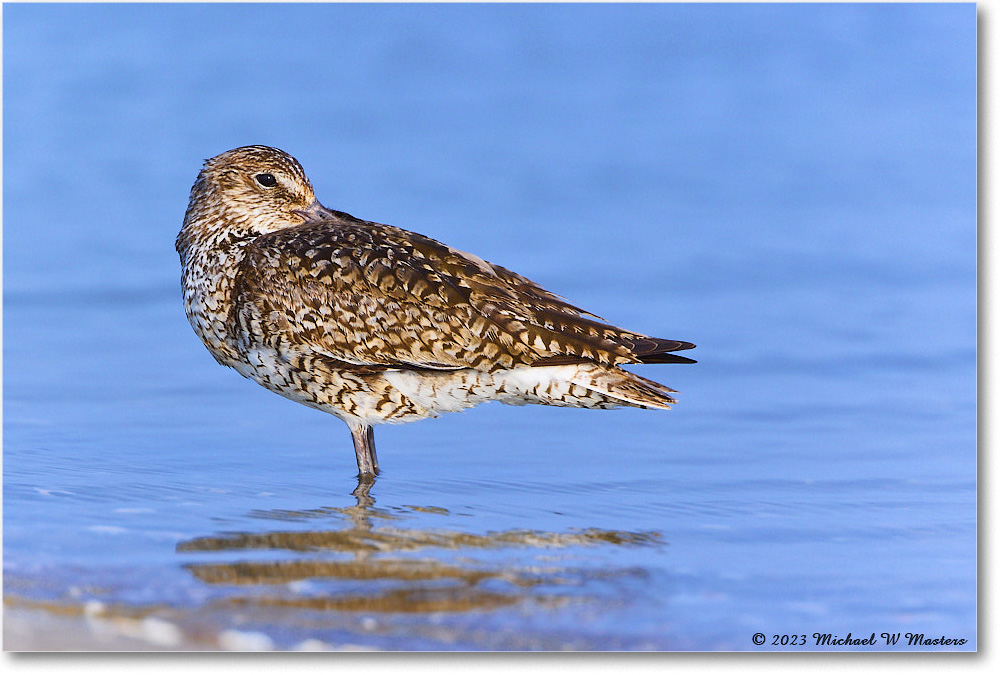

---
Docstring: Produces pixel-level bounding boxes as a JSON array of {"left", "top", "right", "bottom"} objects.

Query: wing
[{"left": 232, "top": 217, "right": 694, "bottom": 371}]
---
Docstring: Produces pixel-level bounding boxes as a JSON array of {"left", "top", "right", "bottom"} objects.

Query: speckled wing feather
[{"left": 232, "top": 216, "right": 693, "bottom": 372}]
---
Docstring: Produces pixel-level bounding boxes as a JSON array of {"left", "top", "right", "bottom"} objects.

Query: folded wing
[{"left": 232, "top": 217, "right": 695, "bottom": 372}]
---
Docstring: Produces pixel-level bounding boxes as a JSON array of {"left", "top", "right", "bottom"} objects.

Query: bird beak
[{"left": 294, "top": 199, "right": 338, "bottom": 223}]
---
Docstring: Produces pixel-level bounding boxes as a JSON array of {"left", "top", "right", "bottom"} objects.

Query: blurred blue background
[{"left": 3, "top": 3, "right": 976, "bottom": 650}]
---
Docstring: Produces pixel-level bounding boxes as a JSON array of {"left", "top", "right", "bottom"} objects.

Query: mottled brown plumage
[{"left": 176, "top": 146, "right": 695, "bottom": 477}]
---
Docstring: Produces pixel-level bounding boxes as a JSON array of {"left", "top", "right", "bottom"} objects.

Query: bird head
[{"left": 178, "top": 145, "right": 336, "bottom": 257}]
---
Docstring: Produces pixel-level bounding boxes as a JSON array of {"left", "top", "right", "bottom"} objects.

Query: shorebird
[{"left": 176, "top": 146, "right": 695, "bottom": 478}]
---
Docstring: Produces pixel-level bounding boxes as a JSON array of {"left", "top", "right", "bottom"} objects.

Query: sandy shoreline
[
  {"left": 4, "top": 603, "right": 204, "bottom": 651},
  {"left": 2, "top": 598, "right": 375, "bottom": 652}
]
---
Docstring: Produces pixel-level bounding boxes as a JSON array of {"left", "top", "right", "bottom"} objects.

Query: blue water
[{"left": 3, "top": 3, "right": 976, "bottom": 651}]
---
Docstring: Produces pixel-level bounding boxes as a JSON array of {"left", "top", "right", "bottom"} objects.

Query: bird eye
[{"left": 255, "top": 173, "right": 278, "bottom": 187}]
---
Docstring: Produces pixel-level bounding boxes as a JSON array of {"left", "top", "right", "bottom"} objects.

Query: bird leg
[{"left": 349, "top": 422, "right": 379, "bottom": 477}]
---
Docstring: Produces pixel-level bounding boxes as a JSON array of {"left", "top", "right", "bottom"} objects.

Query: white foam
[
  {"left": 293, "top": 639, "right": 332, "bottom": 651},
  {"left": 141, "top": 617, "right": 183, "bottom": 647},
  {"left": 219, "top": 629, "right": 275, "bottom": 651}
]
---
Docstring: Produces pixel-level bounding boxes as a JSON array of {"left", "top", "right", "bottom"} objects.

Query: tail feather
[
  {"left": 569, "top": 365, "right": 679, "bottom": 410},
  {"left": 637, "top": 352, "right": 697, "bottom": 365},
  {"left": 529, "top": 336, "right": 697, "bottom": 367},
  {"left": 623, "top": 337, "right": 697, "bottom": 364}
]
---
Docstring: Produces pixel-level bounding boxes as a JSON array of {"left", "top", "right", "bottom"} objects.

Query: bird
[{"left": 176, "top": 146, "right": 695, "bottom": 478}]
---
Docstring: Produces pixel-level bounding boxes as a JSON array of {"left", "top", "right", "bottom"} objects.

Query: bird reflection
[{"left": 177, "top": 478, "right": 662, "bottom": 614}]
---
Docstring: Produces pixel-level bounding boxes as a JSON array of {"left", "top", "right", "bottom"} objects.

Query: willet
[{"left": 176, "top": 146, "right": 695, "bottom": 477}]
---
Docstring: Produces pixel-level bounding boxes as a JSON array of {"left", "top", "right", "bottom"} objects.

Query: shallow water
[{"left": 2, "top": 3, "right": 976, "bottom": 650}]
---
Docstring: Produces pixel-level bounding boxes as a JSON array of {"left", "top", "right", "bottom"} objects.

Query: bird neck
[{"left": 176, "top": 208, "right": 261, "bottom": 367}]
